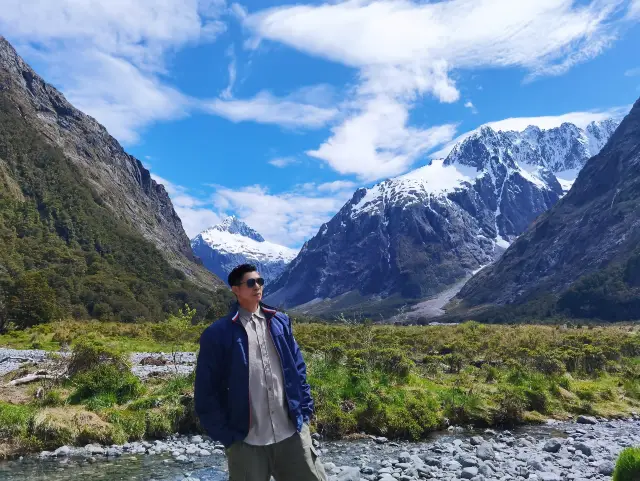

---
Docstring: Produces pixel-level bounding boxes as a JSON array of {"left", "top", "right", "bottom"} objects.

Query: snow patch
[
  {"left": 196, "top": 229, "right": 298, "bottom": 263},
  {"left": 555, "top": 168, "right": 581, "bottom": 192}
]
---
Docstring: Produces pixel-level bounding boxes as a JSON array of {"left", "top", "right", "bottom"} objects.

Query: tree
[{"left": 8, "top": 272, "right": 60, "bottom": 328}]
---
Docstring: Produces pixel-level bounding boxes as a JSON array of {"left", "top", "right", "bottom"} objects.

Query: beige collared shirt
[{"left": 239, "top": 306, "right": 296, "bottom": 446}]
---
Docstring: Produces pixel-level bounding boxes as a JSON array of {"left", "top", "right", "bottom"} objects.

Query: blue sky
[{"left": 1, "top": 0, "right": 639, "bottom": 249}]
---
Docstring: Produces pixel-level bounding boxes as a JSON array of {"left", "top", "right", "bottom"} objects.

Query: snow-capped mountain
[
  {"left": 264, "top": 119, "right": 621, "bottom": 317},
  {"left": 191, "top": 216, "right": 298, "bottom": 284},
  {"left": 454, "top": 99, "right": 640, "bottom": 321}
]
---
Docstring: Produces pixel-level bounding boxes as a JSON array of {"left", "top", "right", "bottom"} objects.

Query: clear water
[{"left": 0, "top": 453, "right": 228, "bottom": 481}]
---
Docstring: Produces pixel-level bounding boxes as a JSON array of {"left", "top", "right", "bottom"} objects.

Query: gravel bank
[{"left": 0, "top": 348, "right": 197, "bottom": 379}]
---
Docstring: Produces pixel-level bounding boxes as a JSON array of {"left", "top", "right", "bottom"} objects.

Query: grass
[
  {"left": 614, "top": 447, "right": 640, "bottom": 481},
  {"left": 1, "top": 320, "right": 640, "bottom": 459}
]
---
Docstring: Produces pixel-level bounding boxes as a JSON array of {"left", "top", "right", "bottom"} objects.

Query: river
[{"left": 1, "top": 416, "right": 637, "bottom": 481}]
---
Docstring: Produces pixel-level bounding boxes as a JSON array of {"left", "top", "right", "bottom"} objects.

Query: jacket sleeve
[
  {"left": 284, "top": 314, "right": 314, "bottom": 422},
  {"left": 194, "top": 327, "right": 240, "bottom": 448}
]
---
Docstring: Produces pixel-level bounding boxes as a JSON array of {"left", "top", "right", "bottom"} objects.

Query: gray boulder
[
  {"left": 576, "top": 415, "right": 598, "bottom": 425},
  {"left": 477, "top": 443, "right": 495, "bottom": 460},
  {"left": 574, "top": 442, "right": 592, "bottom": 456},
  {"left": 598, "top": 461, "right": 615, "bottom": 476},
  {"left": 461, "top": 467, "right": 479, "bottom": 479},
  {"left": 337, "top": 467, "right": 361, "bottom": 481},
  {"left": 543, "top": 439, "right": 562, "bottom": 453}
]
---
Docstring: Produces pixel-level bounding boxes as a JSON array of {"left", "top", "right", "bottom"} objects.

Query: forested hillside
[{"left": 0, "top": 96, "right": 233, "bottom": 330}]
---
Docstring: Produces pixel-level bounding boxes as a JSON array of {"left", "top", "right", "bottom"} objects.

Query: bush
[
  {"left": 613, "top": 447, "right": 640, "bottom": 481},
  {"left": 0, "top": 402, "right": 35, "bottom": 437},
  {"left": 67, "top": 337, "right": 142, "bottom": 405},
  {"left": 37, "top": 390, "right": 65, "bottom": 408},
  {"left": 68, "top": 338, "right": 128, "bottom": 377},
  {"left": 493, "top": 386, "right": 526, "bottom": 426},
  {"left": 69, "top": 363, "right": 143, "bottom": 405},
  {"left": 106, "top": 409, "right": 146, "bottom": 441}
]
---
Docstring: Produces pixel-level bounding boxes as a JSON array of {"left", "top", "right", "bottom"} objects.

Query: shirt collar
[{"left": 238, "top": 305, "right": 265, "bottom": 324}]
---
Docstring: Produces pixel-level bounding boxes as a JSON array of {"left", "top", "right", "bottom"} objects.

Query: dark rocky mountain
[
  {"left": 265, "top": 117, "right": 620, "bottom": 319},
  {"left": 450, "top": 97, "right": 640, "bottom": 322},
  {"left": 191, "top": 216, "right": 297, "bottom": 284},
  {"left": 0, "top": 37, "right": 231, "bottom": 326},
  {"left": 0, "top": 36, "right": 221, "bottom": 291}
]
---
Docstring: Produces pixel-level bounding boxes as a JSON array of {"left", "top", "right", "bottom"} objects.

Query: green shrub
[
  {"left": 145, "top": 411, "right": 173, "bottom": 438},
  {"left": 69, "top": 363, "right": 143, "bottom": 405},
  {"left": 494, "top": 386, "right": 526, "bottom": 426},
  {"left": 439, "top": 387, "right": 486, "bottom": 425},
  {"left": 84, "top": 392, "right": 118, "bottom": 411},
  {"left": 106, "top": 409, "right": 146, "bottom": 441},
  {"left": 37, "top": 390, "right": 65, "bottom": 408},
  {"left": 0, "top": 402, "right": 35, "bottom": 437},
  {"left": 68, "top": 338, "right": 128, "bottom": 377},
  {"left": 613, "top": 447, "right": 640, "bottom": 481}
]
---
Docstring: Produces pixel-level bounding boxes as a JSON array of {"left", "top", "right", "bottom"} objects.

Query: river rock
[
  {"left": 336, "top": 467, "right": 360, "bottom": 481},
  {"left": 421, "top": 456, "right": 442, "bottom": 467},
  {"left": 543, "top": 439, "right": 562, "bottom": 453},
  {"left": 84, "top": 444, "right": 105, "bottom": 456},
  {"left": 54, "top": 446, "right": 71, "bottom": 457},
  {"left": 577, "top": 415, "right": 598, "bottom": 425},
  {"left": 598, "top": 461, "right": 615, "bottom": 475},
  {"left": 461, "top": 466, "right": 479, "bottom": 479},
  {"left": 477, "top": 443, "right": 495, "bottom": 460},
  {"left": 470, "top": 436, "right": 484, "bottom": 446},
  {"left": 539, "top": 473, "right": 562, "bottom": 481},
  {"left": 527, "top": 458, "right": 544, "bottom": 471},
  {"left": 574, "top": 442, "right": 592, "bottom": 456},
  {"left": 457, "top": 455, "right": 479, "bottom": 467},
  {"left": 397, "top": 451, "right": 411, "bottom": 463}
]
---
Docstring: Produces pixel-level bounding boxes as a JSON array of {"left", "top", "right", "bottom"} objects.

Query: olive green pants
[{"left": 225, "top": 424, "right": 328, "bottom": 481}]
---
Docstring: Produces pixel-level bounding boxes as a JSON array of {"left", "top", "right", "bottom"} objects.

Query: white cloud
[
  {"left": 269, "top": 157, "right": 298, "bottom": 168},
  {"left": 151, "top": 172, "right": 223, "bottom": 238},
  {"left": 212, "top": 184, "right": 353, "bottom": 247},
  {"left": 307, "top": 94, "right": 458, "bottom": 180},
  {"left": 0, "top": 0, "right": 229, "bottom": 145},
  {"left": 152, "top": 170, "right": 355, "bottom": 247},
  {"left": 221, "top": 45, "right": 237, "bottom": 99},
  {"left": 430, "top": 104, "right": 631, "bottom": 159},
  {"left": 464, "top": 101, "right": 478, "bottom": 114},
  {"left": 230, "top": 3, "right": 249, "bottom": 20},
  {"left": 23, "top": 48, "right": 192, "bottom": 144},
  {"left": 628, "top": 0, "right": 640, "bottom": 18},
  {"left": 625, "top": 67, "right": 640, "bottom": 76},
  {"left": 245, "top": 0, "right": 635, "bottom": 180},
  {"left": 316, "top": 180, "right": 358, "bottom": 192},
  {"left": 204, "top": 89, "right": 339, "bottom": 128}
]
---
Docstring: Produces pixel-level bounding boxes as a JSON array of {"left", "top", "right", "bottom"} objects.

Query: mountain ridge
[
  {"left": 450, "top": 97, "right": 640, "bottom": 322},
  {"left": 0, "top": 36, "right": 222, "bottom": 291},
  {"left": 265, "top": 117, "right": 621, "bottom": 318}
]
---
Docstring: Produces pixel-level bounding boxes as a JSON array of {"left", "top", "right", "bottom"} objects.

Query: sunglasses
[{"left": 237, "top": 277, "right": 265, "bottom": 288}]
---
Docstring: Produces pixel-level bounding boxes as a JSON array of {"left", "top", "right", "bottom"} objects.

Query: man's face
[{"left": 232, "top": 271, "right": 263, "bottom": 305}]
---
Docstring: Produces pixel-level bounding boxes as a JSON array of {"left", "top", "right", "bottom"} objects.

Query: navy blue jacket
[{"left": 193, "top": 302, "right": 314, "bottom": 447}]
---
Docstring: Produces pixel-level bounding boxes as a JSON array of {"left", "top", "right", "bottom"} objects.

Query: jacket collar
[{"left": 230, "top": 301, "right": 278, "bottom": 323}]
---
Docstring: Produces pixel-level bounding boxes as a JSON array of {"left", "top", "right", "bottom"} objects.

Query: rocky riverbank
[
  {"left": 1, "top": 416, "right": 638, "bottom": 480},
  {"left": 0, "top": 348, "right": 196, "bottom": 379}
]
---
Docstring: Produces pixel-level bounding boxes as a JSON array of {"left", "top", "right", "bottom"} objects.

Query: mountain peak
[
  {"left": 208, "top": 216, "right": 265, "bottom": 242},
  {"left": 191, "top": 216, "right": 297, "bottom": 283}
]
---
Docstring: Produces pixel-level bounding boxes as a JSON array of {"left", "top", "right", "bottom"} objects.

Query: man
[{"left": 194, "top": 263, "right": 328, "bottom": 481}]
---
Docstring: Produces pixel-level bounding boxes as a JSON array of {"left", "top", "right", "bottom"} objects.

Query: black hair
[{"left": 228, "top": 263, "right": 257, "bottom": 287}]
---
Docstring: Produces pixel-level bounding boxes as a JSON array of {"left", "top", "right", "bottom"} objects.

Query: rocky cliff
[{"left": 451, "top": 98, "right": 640, "bottom": 321}]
